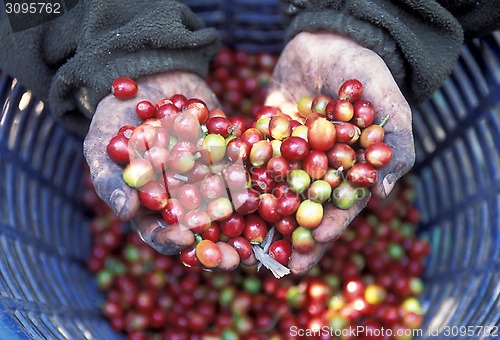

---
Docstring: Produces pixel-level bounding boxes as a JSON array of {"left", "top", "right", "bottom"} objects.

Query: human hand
[
  {"left": 265, "top": 32, "right": 415, "bottom": 275},
  {"left": 83, "top": 71, "right": 239, "bottom": 269}
]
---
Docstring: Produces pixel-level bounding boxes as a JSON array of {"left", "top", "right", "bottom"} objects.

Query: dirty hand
[
  {"left": 265, "top": 32, "right": 415, "bottom": 275},
  {"left": 84, "top": 71, "right": 238, "bottom": 270}
]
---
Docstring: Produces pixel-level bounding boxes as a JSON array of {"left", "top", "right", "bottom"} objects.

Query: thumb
[
  {"left": 83, "top": 101, "right": 142, "bottom": 220},
  {"left": 370, "top": 126, "right": 415, "bottom": 199},
  {"left": 84, "top": 134, "right": 141, "bottom": 220}
]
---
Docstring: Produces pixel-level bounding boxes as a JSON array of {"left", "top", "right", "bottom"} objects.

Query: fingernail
[
  {"left": 382, "top": 174, "right": 396, "bottom": 196},
  {"left": 110, "top": 189, "right": 126, "bottom": 216},
  {"left": 157, "top": 220, "right": 167, "bottom": 229}
]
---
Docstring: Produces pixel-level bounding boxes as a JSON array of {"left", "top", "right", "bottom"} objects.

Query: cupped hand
[
  {"left": 265, "top": 32, "right": 415, "bottom": 275},
  {"left": 83, "top": 71, "right": 240, "bottom": 269}
]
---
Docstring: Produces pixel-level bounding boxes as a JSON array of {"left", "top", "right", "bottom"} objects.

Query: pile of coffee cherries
[
  {"left": 205, "top": 47, "right": 277, "bottom": 118},
  {"left": 106, "top": 72, "right": 393, "bottom": 276},
  {"left": 84, "top": 167, "right": 429, "bottom": 339}
]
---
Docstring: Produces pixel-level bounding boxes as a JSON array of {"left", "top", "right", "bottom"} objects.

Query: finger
[
  {"left": 312, "top": 193, "right": 371, "bottom": 243},
  {"left": 83, "top": 95, "right": 143, "bottom": 220},
  {"left": 359, "top": 71, "right": 414, "bottom": 199},
  {"left": 371, "top": 118, "right": 415, "bottom": 199},
  {"left": 132, "top": 209, "right": 195, "bottom": 255},
  {"left": 241, "top": 253, "right": 258, "bottom": 267},
  {"left": 288, "top": 242, "right": 328, "bottom": 276},
  {"left": 372, "top": 135, "right": 415, "bottom": 199},
  {"left": 216, "top": 242, "right": 240, "bottom": 271},
  {"left": 138, "top": 72, "right": 221, "bottom": 109}
]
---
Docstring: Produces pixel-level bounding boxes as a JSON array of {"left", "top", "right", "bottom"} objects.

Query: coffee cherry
[
  {"left": 267, "top": 156, "right": 291, "bottom": 181},
  {"left": 303, "top": 150, "right": 328, "bottom": 180},
  {"left": 348, "top": 163, "right": 378, "bottom": 188},
  {"left": 129, "top": 124, "right": 158, "bottom": 151},
  {"left": 352, "top": 100, "right": 375, "bottom": 128},
  {"left": 138, "top": 181, "right": 169, "bottom": 211},
  {"left": 269, "top": 116, "right": 292, "bottom": 140},
  {"left": 232, "top": 188, "right": 260, "bottom": 215},
  {"left": 107, "top": 134, "right": 131, "bottom": 165},
  {"left": 335, "top": 122, "right": 361, "bottom": 144},
  {"left": 183, "top": 209, "right": 211, "bottom": 234},
  {"left": 311, "top": 94, "right": 332, "bottom": 115},
  {"left": 268, "top": 240, "right": 292, "bottom": 265},
  {"left": 167, "top": 148, "right": 195, "bottom": 174},
  {"left": 296, "top": 199, "right": 323, "bottom": 229},
  {"left": 122, "top": 158, "right": 154, "bottom": 188},
  {"left": 365, "top": 142, "right": 393, "bottom": 167},
  {"left": 196, "top": 240, "right": 222, "bottom": 268},
  {"left": 250, "top": 166, "right": 275, "bottom": 193},
  {"left": 161, "top": 198, "right": 186, "bottom": 224},
  {"left": 169, "top": 93, "right": 187, "bottom": 110},
  {"left": 135, "top": 100, "right": 156, "bottom": 119},
  {"left": 146, "top": 148, "right": 167, "bottom": 170},
  {"left": 226, "top": 137, "right": 251, "bottom": 162},
  {"left": 185, "top": 101, "right": 209, "bottom": 125},
  {"left": 287, "top": 169, "right": 311, "bottom": 194},
  {"left": 112, "top": 77, "right": 138, "bottom": 99},
  {"left": 327, "top": 143, "right": 356, "bottom": 170},
  {"left": 177, "top": 184, "right": 202, "bottom": 210},
  {"left": 255, "top": 105, "right": 280, "bottom": 120},
  {"left": 200, "top": 133, "right": 227, "bottom": 165},
  {"left": 206, "top": 117, "right": 232, "bottom": 137},
  {"left": 207, "top": 197, "right": 233, "bottom": 222},
  {"left": 155, "top": 103, "right": 180, "bottom": 129},
  {"left": 173, "top": 112, "right": 201, "bottom": 141},
  {"left": 200, "top": 222, "right": 221, "bottom": 242},
  {"left": 307, "top": 118, "right": 336, "bottom": 151},
  {"left": 280, "top": 136, "right": 310, "bottom": 162},
  {"left": 243, "top": 214, "right": 268, "bottom": 244},
  {"left": 200, "top": 174, "right": 225, "bottom": 202},
  {"left": 291, "top": 226, "right": 315, "bottom": 253},
  {"left": 307, "top": 180, "right": 332, "bottom": 203},
  {"left": 323, "top": 168, "right": 342, "bottom": 189},
  {"left": 364, "top": 284, "right": 387, "bottom": 305},
  {"left": 249, "top": 140, "right": 273, "bottom": 167},
  {"left": 258, "top": 193, "right": 282, "bottom": 223},
  {"left": 241, "top": 127, "right": 264, "bottom": 145},
  {"left": 338, "top": 79, "right": 363, "bottom": 102},
  {"left": 332, "top": 180, "right": 358, "bottom": 210},
  {"left": 326, "top": 98, "right": 353, "bottom": 122},
  {"left": 297, "top": 96, "right": 314, "bottom": 118},
  {"left": 219, "top": 213, "right": 245, "bottom": 238},
  {"left": 277, "top": 192, "right": 301, "bottom": 216},
  {"left": 228, "top": 236, "right": 253, "bottom": 260}
]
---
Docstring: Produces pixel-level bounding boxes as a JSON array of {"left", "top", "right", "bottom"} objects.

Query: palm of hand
[
  {"left": 265, "top": 32, "right": 415, "bottom": 274},
  {"left": 84, "top": 71, "right": 219, "bottom": 256}
]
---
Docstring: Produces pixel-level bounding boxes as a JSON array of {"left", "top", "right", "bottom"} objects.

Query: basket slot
[
  {"left": 14, "top": 242, "right": 51, "bottom": 305},
  {"left": 12, "top": 311, "right": 46, "bottom": 339},
  {"left": 452, "top": 138, "right": 477, "bottom": 199},
  {"left": 38, "top": 314, "right": 69, "bottom": 339},
  {"left": 458, "top": 43, "right": 490, "bottom": 99},
  {"left": 472, "top": 35, "right": 500, "bottom": 85},
  {"left": 473, "top": 273, "right": 500, "bottom": 330},
  {"left": 0, "top": 236, "right": 29, "bottom": 300},
  {"left": 459, "top": 273, "right": 499, "bottom": 330},
  {"left": 476, "top": 109, "right": 500, "bottom": 185},
  {"left": 462, "top": 126, "right": 487, "bottom": 194},
  {"left": 421, "top": 280, "right": 455, "bottom": 330},
  {"left": 444, "top": 147, "right": 465, "bottom": 209},
  {"left": 43, "top": 314, "right": 81, "bottom": 340}
]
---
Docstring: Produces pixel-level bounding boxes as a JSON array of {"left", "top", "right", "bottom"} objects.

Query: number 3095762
[{"left": 4, "top": 2, "right": 61, "bottom": 14}]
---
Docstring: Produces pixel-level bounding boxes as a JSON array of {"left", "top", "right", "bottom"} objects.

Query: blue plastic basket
[{"left": 0, "top": 1, "right": 499, "bottom": 339}]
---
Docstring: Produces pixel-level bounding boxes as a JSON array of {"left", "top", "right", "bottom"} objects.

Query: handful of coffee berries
[{"left": 106, "top": 76, "right": 392, "bottom": 277}]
